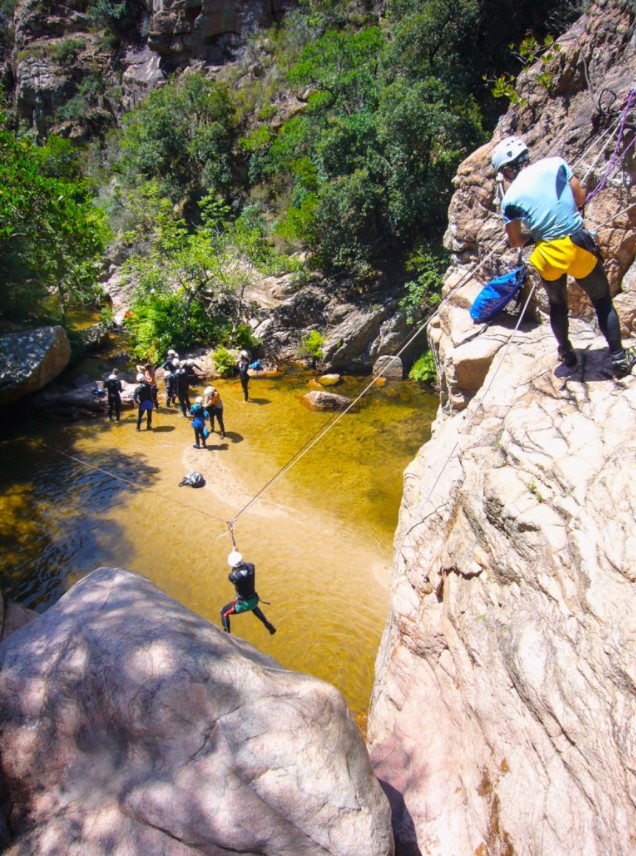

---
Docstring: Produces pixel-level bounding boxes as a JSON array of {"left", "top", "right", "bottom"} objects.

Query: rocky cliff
[
  {"left": 8, "top": 0, "right": 295, "bottom": 135},
  {"left": 368, "top": 1, "right": 636, "bottom": 854}
]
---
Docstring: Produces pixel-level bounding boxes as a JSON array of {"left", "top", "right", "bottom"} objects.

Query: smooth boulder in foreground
[{"left": 0, "top": 567, "right": 393, "bottom": 855}]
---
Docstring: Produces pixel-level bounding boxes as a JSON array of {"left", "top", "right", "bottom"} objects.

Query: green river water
[{"left": 0, "top": 361, "right": 437, "bottom": 719}]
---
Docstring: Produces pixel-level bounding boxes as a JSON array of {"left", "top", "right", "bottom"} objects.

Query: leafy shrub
[
  {"left": 399, "top": 244, "right": 448, "bottom": 323},
  {"left": 117, "top": 73, "right": 238, "bottom": 210},
  {"left": 409, "top": 351, "right": 437, "bottom": 384},
  {"left": 125, "top": 292, "right": 220, "bottom": 361},
  {"left": 298, "top": 330, "right": 325, "bottom": 361},
  {"left": 211, "top": 345, "right": 237, "bottom": 376}
]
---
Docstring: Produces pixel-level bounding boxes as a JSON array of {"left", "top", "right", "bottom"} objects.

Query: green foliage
[
  {"left": 399, "top": 244, "right": 448, "bottom": 323},
  {"left": 50, "top": 38, "right": 86, "bottom": 64},
  {"left": 87, "top": 0, "right": 139, "bottom": 46},
  {"left": 210, "top": 345, "right": 237, "bottom": 376},
  {"left": 117, "top": 73, "right": 238, "bottom": 209},
  {"left": 125, "top": 292, "right": 220, "bottom": 361},
  {"left": 0, "top": 128, "right": 107, "bottom": 321},
  {"left": 298, "top": 330, "right": 325, "bottom": 361},
  {"left": 56, "top": 73, "right": 106, "bottom": 124},
  {"left": 409, "top": 351, "right": 437, "bottom": 384},
  {"left": 489, "top": 35, "right": 563, "bottom": 106}
]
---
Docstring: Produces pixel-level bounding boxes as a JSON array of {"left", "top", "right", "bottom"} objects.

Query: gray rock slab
[
  {"left": 0, "top": 568, "right": 393, "bottom": 855},
  {"left": 0, "top": 327, "right": 71, "bottom": 405}
]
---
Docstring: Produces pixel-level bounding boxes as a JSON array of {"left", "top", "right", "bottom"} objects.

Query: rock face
[
  {"left": 0, "top": 326, "right": 71, "bottom": 405},
  {"left": 0, "top": 567, "right": 394, "bottom": 855},
  {"left": 368, "top": 1, "right": 636, "bottom": 854}
]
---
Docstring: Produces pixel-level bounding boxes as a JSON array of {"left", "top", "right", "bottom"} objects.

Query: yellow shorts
[{"left": 530, "top": 236, "right": 597, "bottom": 282}]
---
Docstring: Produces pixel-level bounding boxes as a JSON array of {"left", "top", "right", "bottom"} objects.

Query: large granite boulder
[
  {"left": 0, "top": 326, "right": 71, "bottom": 405},
  {"left": 369, "top": 2, "right": 636, "bottom": 852},
  {"left": 0, "top": 568, "right": 393, "bottom": 855},
  {"left": 302, "top": 390, "right": 352, "bottom": 411},
  {"left": 369, "top": 324, "right": 636, "bottom": 856}
]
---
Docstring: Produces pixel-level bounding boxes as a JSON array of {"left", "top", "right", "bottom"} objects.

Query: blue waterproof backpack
[{"left": 470, "top": 266, "right": 526, "bottom": 323}]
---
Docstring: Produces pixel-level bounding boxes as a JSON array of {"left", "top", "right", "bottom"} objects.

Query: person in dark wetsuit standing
[
  {"left": 134, "top": 373, "right": 154, "bottom": 431},
  {"left": 175, "top": 360, "right": 192, "bottom": 416},
  {"left": 220, "top": 551, "right": 276, "bottom": 635},
  {"left": 103, "top": 368, "right": 122, "bottom": 421},
  {"left": 237, "top": 350, "right": 250, "bottom": 401}
]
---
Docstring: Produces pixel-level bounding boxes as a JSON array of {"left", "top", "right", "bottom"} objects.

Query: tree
[
  {"left": 117, "top": 74, "right": 238, "bottom": 212},
  {"left": 0, "top": 130, "right": 107, "bottom": 321}
]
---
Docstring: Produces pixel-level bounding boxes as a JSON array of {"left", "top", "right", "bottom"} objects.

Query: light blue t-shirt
[{"left": 501, "top": 157, "right": 583, "bottom": 242}]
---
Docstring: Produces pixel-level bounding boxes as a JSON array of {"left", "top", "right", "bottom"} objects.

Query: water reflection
[{"left": 0, "top": 369, "right": 437, "bottom": 716}]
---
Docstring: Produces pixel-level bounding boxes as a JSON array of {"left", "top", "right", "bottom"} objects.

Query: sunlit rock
[
  {"left": 317, "top": 374, "right": 341, "bottom": 386},
  {"left": 0, "top": 568, "right": 393, "bottom": 855},
  {"left": 0, "top": 327, "right": 71, "bottom": 406},
  {"left": 369, "top": 2, "right": 636, "bottom": 853},
  {"left": 302, "top": 390, "right": 351, "bottom": 411}
]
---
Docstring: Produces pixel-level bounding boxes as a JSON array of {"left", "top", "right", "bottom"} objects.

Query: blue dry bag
[{"left": 469, "top": 266, "right": 526, "bottom": 323}]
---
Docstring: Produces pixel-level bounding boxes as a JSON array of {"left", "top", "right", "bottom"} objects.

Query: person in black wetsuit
[
  {"left": 103, "top": 368, "right": 122, "bottom": 421},
  {"left": 175, "top": 360, "right": 192, "bottom": 416},
  {"left": 160, "top": 351, "right": 178, "bottom": 406},
  {"left": 220, "top": 551, "right": 276, "bottom": 635},
  {"left": 237, "top": 350, "right": 250, "bottom": 402},
  {"left": 134, "top": 373, "right": 154, "bottom": 431}
]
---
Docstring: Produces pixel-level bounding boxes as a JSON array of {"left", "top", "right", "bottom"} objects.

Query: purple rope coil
[{"left": 586, "top": 88, "right": 636, "bottom": 202}]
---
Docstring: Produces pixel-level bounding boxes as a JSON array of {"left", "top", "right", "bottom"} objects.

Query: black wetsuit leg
[
  {"left": 542, "top": 274, "right": 571, "bottom": 350},
  {"left": 220, "top": 601, "right": 236, "bottom": 633},
  {"left": 252, "top": 606, "right": 276, "bottom": 634},
  {"left": 575, "top": 261, "right": 623, "bottom": 354},
  {"left": 240, "top": 375, "right": 249, "bottom": 401}
]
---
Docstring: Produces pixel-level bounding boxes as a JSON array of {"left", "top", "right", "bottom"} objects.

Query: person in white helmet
[
  {"left": 237, "top": 350, "right": 250, "bottom": 401},
  {"left": 220, "top": 551, "right": 276, "bottom": 635},
  {"left": 161, "top": 350, "right": 179, "bottom": 406},
  {"left": 492, "top": 136, "right": 635, "bottom": 378},
  {"left": 133, "top": 372, "right": 154, "bottom": 431}
]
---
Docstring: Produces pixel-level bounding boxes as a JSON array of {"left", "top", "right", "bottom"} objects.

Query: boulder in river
[
  {"left": 302, "top": 390, "right": 352, "bottom": 411},
  {"left": 0, "top": 327, "right": 71, "bottom": 405},
  {"left": 0, "top": 567, "right": 394, "bottom": 855}
]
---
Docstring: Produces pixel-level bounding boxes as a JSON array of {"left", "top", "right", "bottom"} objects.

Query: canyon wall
[{"left": 368, "top": 2, "right": 636, "bottom": 854}]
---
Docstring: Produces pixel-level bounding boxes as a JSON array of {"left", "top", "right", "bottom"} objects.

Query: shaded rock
[
  {"left": 0, "top": 327, "right": 71, "bottom": 405},
  {"left": 30, "top": 377, "right": 137, "bottom": 420},
  {"left": 302, "top": 390, "right": 352, "bottom": 411},
  {"left": 0, "top": 594, "right": 37, "bottom": 643},
  {"left": 372, "top": 356, "right": 402, "bottom": 381},
  {"left": 0, "top": 567, "right": 394, "bottom": 855}
]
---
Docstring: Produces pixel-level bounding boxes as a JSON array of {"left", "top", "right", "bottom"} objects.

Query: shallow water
[{"left": 0, "top": 366, "right": 437, "bottom": 716}]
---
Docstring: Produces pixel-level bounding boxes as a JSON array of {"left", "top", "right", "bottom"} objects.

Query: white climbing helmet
[
  {"left": 228, "top": 551, "right": 243, "bottom": 567},
  {"left": 491, "top": 136, "right": 529, "bottom": 173}
]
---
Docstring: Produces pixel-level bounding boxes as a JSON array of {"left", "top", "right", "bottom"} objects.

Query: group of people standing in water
[
  {"left": 101, "top": 347, "right": 252, "bottom": 434},
  {"left": 101, "top": 347, "right": 274, "bottom": 637}
]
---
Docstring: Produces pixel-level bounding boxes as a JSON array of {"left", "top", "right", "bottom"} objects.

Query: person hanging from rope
[
  {"left": 220, "top": 551, "right": 276, "bottom": 636},
  {"left": 491, "top": 136, "right": 636, "bottom": 378}
]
